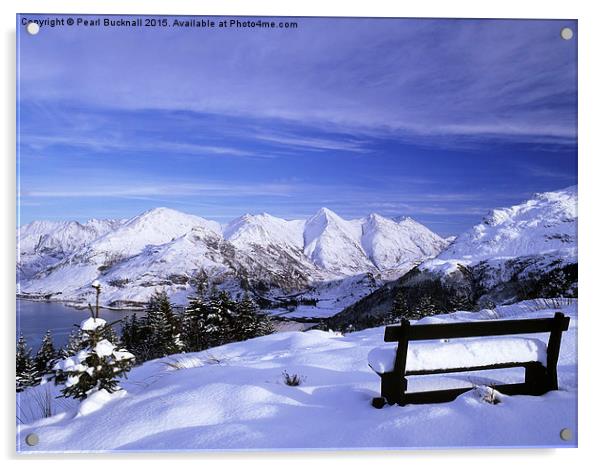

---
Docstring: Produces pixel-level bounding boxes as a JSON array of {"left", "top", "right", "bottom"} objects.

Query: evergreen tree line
[
  {"left": 17, "top": 288, "right": 273, "bottom": 393},
  {"left": 122, "top": 289, "right": 273, "bottom": 363}
]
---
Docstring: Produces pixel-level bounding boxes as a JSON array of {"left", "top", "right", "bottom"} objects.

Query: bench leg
[
  {"left": 525, "top": 362, "right": 548, "bottom": 395},
  {"left": 547, "top": 367, "right": 559, "bottom": 392},
  {"left": 372, "top": 397, "right": 386, "bottom": 409},
  {"left": 381, "top": 372, "right": 407, "bottom": 406}
]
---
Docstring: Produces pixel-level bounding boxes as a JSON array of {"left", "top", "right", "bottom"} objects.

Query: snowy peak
[
  {"left": 124, "top": 207, "right": 221, "bottom": 236},
  {"left": 303, "top": 208, "right": 369, "bottom": 274},
  {"left": 89, "top": 207, "right": 222, "bottom": 259},
  {"left": 362, "top": 212, "right": 447, "bottom": 271},
  {"left": 437, "top": 186, "right": 577, "bottom": 264},
  {"left": 304, "top": 207, "right": 363, "bottom": 241},
  {"left": 224, "top": 213, "right": 304, "bottom": 250},
  {"left": 18, "top": 219, "right": 120, "bottom": 254}
]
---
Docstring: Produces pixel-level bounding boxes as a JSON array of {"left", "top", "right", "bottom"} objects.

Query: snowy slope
[
  {"left": 225, "top": 213, "right": 305, "bottom": 251},
  {"left": 425, "top": 185, "right": 577, "bottom": 271},
  {"left": 88, "top": 207, "right": 222, "bottom": 258},
  {"left": 16, "top": 298, "right": 578, "bottom": 451},
  {"left": 362, "top": 214, "right": 448, "bottom": 273},
  {"left": 17, "top": 219, "right": 125, "bottom": 280},
  {"left": 18, "top": 207, "right": 446, "bottom": 315}
]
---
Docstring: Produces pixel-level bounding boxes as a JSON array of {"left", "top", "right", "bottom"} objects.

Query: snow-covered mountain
[
  {"left": 304, "top": 208, "right": 373, "bottom": 275},
  {"left": 17, "top": 219, "right": 126, "bottom": 279},
  {"left": 328, "top": 186, "right": 578, "bottom": 330},
  {"left": 362, "top": 214, "right": 448, "bottom": 272},
  {"left": 430, "top": 185, "right": 577, "bottom": 268},
  {"left": 17, "top": 207, "right": 447, "bottom": 316}
]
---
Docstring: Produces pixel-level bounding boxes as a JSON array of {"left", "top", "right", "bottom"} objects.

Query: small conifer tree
[
  {"left": 34, "top": 330, "right": 58, "bottom": 376},
  {"left": 235, "top": 295, "right": 274, "bottom": 340},
  {"left": 16, "top": 333, "right": 39, "bottom": 392},
  {"left": 415, "top": 294, "right": 439, "bottom": 318},
  {"left": 54, "top": 282, "right": 135, "bottom": 400},
  {"left": 54, "top": 317, "right": 135, "bottom": 400},
  {"left": 62, "top": 328, "right": 85, "bottom": 358},
  {"left": 145, "top": 290, "right": 183, "bottom": 358},
  {"left": 181, "top": 294, "right": 210, "bottom": 352}
]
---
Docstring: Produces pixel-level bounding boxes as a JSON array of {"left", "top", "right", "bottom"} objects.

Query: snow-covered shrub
[{"left": 53, "top": 317, "right": 135, "bottom": 400}]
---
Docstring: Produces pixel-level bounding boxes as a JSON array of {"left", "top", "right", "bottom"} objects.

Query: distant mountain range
[
  {"left": 17, "top": 207, "right": 448, "bottom": 316},
  {"left": 327, "top": 186, "right": 578, "bottom": 329}
]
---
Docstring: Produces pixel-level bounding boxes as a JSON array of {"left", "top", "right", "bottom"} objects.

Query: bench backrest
[{"left": 384, "top": 312, "right": 570, "bottom": 342}]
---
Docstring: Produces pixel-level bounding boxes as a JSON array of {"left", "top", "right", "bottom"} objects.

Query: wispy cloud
[
  {"left": 253, "top": 132, "right": 368, "bottom": 153},
  {"left": 22, "top": 181, "right": 296, "bottom": 199},
  {"left": 21, "top": 133, "right": 262, "bottom": 158},
  {"left": 18, "top": 17, "right": 577, "bottom": 145}
]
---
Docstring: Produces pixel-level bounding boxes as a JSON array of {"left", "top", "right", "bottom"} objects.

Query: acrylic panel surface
[{"left": 16, "top": 15, "right": 578, "bottom": 452}]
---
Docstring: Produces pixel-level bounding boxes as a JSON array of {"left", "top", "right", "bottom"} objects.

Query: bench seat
[{"left": 368, "top": 336, "right": 547, "bottom": 374}]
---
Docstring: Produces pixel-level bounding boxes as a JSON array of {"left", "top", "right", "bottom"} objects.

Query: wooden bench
[{"left": 369, "top": 312, "right": 570, "bottom": 408}]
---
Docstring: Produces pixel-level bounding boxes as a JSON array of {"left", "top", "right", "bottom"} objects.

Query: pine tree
[
  {"left": 62, "top": 328, "right": 85, "bottom": 358},
  {"left": 16, "top": 333, "right": 31, "bottom": 376},
  {"left": 391, "top": 290, "right": 411, "bottom": 320},
  {"left": 448, "top": 293, "right": 473, "bottom": 312},
  {"left": 121, "top": 313, "right": 154, "bottom": 361},
  {"left": 415, "top": 294, "right": 439, "bottom": 318},
  {"left": 54, "top": 316, "right": 135, "bottom": 400},
  {"left": 34, "top": 330, "right": 58, "bottom": 376},
  {"left": 234, "top": 295, "right": 274, "bottom": 341},
  {"left": 543, "top": 270, "right": 568, "bottom": 297},
  {"left": 53, "top": 281, "right": 135, "bottom": 400},
  {"left": 19, "top": 359, "right": 41, "bottom": 391},
  {"left": 16, "top": 333, "right": 39, "bottom": 392},
  {"left": 145, "top": 290, "right": 183, "bottom": 359},
  {"left": 181, "top": 294, "right": 210, "bottom": 352}
]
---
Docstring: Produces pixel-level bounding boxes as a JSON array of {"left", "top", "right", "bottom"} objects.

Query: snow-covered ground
[{"left": 17, "top": 298, "right": 577, "bottom": 452}]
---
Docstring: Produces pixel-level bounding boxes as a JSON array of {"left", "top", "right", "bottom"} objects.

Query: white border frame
[{"left": 3, "top": 1, "right": 600, "bottom": 466}]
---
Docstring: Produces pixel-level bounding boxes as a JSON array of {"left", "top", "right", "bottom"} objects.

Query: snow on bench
[{"left": 368, "top": 336, "right": 547, "bottom": 374}]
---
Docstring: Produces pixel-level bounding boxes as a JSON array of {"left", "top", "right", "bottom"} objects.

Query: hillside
[{"left": 16, "top": 298, "right": 577, "bottom": 451}]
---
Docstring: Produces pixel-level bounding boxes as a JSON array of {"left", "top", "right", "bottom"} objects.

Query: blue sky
[{"left": 17, "top": 16, "right": 577, "bottom": 236}]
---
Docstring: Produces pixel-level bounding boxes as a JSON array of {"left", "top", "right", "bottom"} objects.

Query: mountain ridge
[{"left": 17, "top": 207, "right": 447, "bottom": 317}]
